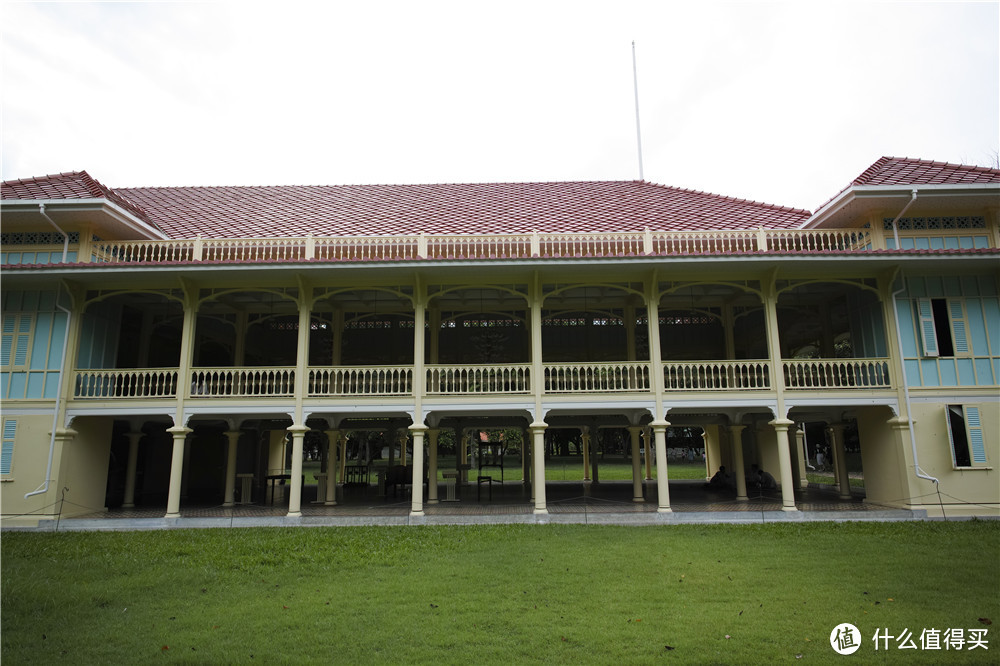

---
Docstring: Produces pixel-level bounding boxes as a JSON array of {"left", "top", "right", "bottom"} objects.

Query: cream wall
[{"left": 1, "top": 413, "right": 59, "bottom": 525}]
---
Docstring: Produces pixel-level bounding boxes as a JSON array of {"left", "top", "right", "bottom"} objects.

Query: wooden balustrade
[
  {"left": 190, "top": 368, "right": 296, "bottom": 397},
  {"left": 74, "top": 369, "right": 179, "bottom": 398},
  {"left": 82, "top": 228, "right": 888, "bottom": 265},
  {"left": 425, "top": 364, "right": 531, "bottom": 394},
  {"left": 782, "top": 359, "right": 892, "bottom": 389},
  {"left": 69, "top": 358, "right": 894, "bottom": 400},
  {"left": 662, "top": 361, "right": 771, "bottom": 390},
  {"left": 308, "top": 367, "right": 413, "bottom": 396},
  {"left": 544, "top": 362, "right": 651, "bottom": 393}
]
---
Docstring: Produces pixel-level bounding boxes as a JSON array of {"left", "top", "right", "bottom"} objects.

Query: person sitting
[
  {"left": 708, "top": 466, "right": 728, "bottom": 487},
  {"left": 757, "top": 468, "right": 777, "bottom": 490}
]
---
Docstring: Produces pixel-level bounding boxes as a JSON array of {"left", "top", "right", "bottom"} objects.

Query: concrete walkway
[{"left": 12, "top": 481, "right": 927, "bottom": 531}]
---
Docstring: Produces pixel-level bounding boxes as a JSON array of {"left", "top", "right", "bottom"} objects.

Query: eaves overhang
[
  {"left": 803, "top": 183, "right": 1000, "bottom": 229},
  {"left": 0, "top": 198, "right": 168, "bottom": 241}
]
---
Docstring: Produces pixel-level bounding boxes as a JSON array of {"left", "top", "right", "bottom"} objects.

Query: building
[{"left": 1, "top": 156, "right": 998, "bottom": 526}]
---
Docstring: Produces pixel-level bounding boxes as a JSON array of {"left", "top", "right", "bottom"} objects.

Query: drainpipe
[
  {"left": 24, "top": 283, "right": 73, "bottom": 499},
  {"left": 889, "top": 190, "right": 918, "bottom": 250},
  {"left": 38, "top": 204, "right": 69, "bottom": 263},
  {"left": 888, "top": 256, "right": 939, "bottom": 485}
]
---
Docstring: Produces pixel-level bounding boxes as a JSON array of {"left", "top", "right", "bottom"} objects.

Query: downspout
[
  {"left": 25, "top": 282, "right": 73, "bottom": 498},
  {"left": 889, "top": 189, "right": 918, "bottom": 250},
  {"left": 38, "top": 203, "right": 69, "bottom": 263},
  {"left": 886, "top": 190, "right": 938, "bottom": 486}
]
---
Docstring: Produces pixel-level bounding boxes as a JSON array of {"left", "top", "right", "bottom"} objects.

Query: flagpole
[{"left": 632, "top": 40, "right": 645, "bottom": 181}]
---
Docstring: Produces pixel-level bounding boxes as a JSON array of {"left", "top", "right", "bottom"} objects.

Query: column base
[
  {"left": 781, "top": 506, "right": 798, "bottom": 512},
  {"left": 632, "top": 496, "right": 644, "bottom": 503},
  {"left": 736, "top": 496, "right": 749, "bottom": 502},
  {"left": 838, "top": 494, "right": 852, "bottom": 501},
  {"left": 222, "top": 502, "right": 234, "bottom": 508},
  {"left": 657, "top": 507, "right": 672, "bottom": 513},
  {"left": 123, "top": 503, "right": 135, "bottom": 509},
  {"left": 324, "top": 500, "right": 338, "bottom": 506},
  {"left": 427, "top": 499, "right": 439, "bottom": 505},
  {"left": 286, "top": 511, "right": 302, "bottom": 518},
  {"left": 533, "top": 507, "right": 548, "bottom": 515},
  {"left": 409, "top": 510, "right": 424, "bottom": 517},
  {"left": 165, "top": 512, "right": 180, "bottom": 519}
]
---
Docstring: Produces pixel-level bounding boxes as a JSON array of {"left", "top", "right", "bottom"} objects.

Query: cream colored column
[
  {"left": 643, "top": 427, "right": 653, "bottom": 480},
  {"left": 590, "top": 428, "right": 600, "bottom": 484},
  {"left": 581, "top": 427, "right": 591, "bottom": 482},
  {"left": 427, "top": 428, "right": 440, "bottom": 504},
  {"left": 165, "top": 425, "right": 191, "bottom": 518},
  {"left": 409, "top": 424, "right": 427, "bottom": 516},
  {"left": 628, "top": 426, "right": 644, "bottom": 502},
  {"left": 770, "top": 418, "right": 798, "bottom": 511},
  {"left": 459, "top": 429, "right": 469, "bottom": 484},
  {"left": 702, "top": 427, "right": 719, "bottom": 482},
  {"left": 223, "top": 430, "right": 240, "bottom": 506},
  {"left": 324, "top": 429, "right": 339, "bottom": 506},
  {"left": 521, "top": 428, "right": 531, "bottom": 487},
  {"left": 652, "top": 421, "right": 671, "bottom": 512},
  {"left": 287, "top": 424, "right": 309, "bottom": 517},
  {"left": 794, "top": 425, "right": 809, "bottom": 489},
  {"left": 531, "top": 422, "right": 548, "bottom": 514},
  {"left": 339, "top": 432, "right": 348, "bottom": 482},
  {"left": 729, "top": 424, "right": 749, "bottom": 501},
  {"left": 829, "top": 423, "right": 853, "bottom": 500},
  {"left": 122, "top": 431, "right": 143, "bottom": 508}
]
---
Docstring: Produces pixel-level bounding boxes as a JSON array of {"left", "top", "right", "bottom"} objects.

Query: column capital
[
  {"left": 408, "top": 423, "right": 429, "bottom": 434},
  {"left": 768, "top": 418, "right": 794, "bottom": 430},
  {"left": 529, "top": 420, "right": 548, "bottom": 431},
  {"left": 650, "top": 419, "right": 670, "bottom": 431},
  {"left": 166, "top": 426, "right": 192, "bottom": 437}
]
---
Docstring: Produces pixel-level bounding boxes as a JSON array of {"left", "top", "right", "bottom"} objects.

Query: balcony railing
[
  {"left": 662, "top": 361, "right": 771, "bottom": 390},
  {"left": 426, "top": 364, "right": 531, "bottom": 395},
  {"left": 782, "top": 359, "right": 892, "bottom": 389},
  {"left": 74, "top": 368, "right": 179, "bottom": 398},
  {"left": 544, "top": 362, "right": 651, "bottom": 393},
  {"left": 309, "top": 366, "right": 413, "bottom": 396},
  {"left": 190, "top": 368, "right": 296, "bottom": 397},
  {"left": 87, "top": 227, "right": 879, "bottom": 266},
  {"left": 70, "top": 358, "right": 894, "bottom": 400}
]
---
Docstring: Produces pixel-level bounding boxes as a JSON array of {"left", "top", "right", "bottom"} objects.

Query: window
[
  {"left": 945, "top": 405, "right": 987, "bottom": 468},
  {"left": 1, "top": 419, "right": 15, "bottom": 475},
  {"left": 915, "top": 298, "right": 968, "bottom": 357},
  {"left": 1, "top": 314, "right": 34, "bottom": 370}
]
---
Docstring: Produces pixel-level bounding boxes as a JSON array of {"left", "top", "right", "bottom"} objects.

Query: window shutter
[
  {"left": 1, "top": 315, "right": 33, "bottom": 369},
  {"left": 966, "top": 406, "right": 986, "bottom": 464},
  {"left": 948, "top": 300, "right": 969, "bottom": 354},
  {"left": 1, "top": 419, "right": 15, "bottom": 475},
  {"left": 916, "top": 299, "right": 938, "bottom": 357}
]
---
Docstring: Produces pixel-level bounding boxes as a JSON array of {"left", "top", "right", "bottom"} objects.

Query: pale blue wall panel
[
  {"left": 919, "top": 360, "right": 940, "bottom": 386},
  {"left": 967, "top": 301, "right": 989, "bottom": 356},
  {"left": 956, "top": 358, "right": 976, "bottom": 385},
  {"left": 975, "top": 358, "right": 996, "bottom": 384},
  {"left": 896, "top": 298, "right": 919, "bottom": 357},
  {"left": 43, "top": 373, "right": 59, "bottom": 399},
  {"left": 26, "top": 373, "right": 45, "bottom": 399},
  {"left": 29, "top": 312, "right": 51, "bottom": 370},
  {"left": 939, "top": 360, "right": 958, "bottom": 385},
  {"left": 8, "top": 372, "right": 26, "bottom": 398},
  {"left": 47, "top": 312, "right": 66, "bottom": 369}
]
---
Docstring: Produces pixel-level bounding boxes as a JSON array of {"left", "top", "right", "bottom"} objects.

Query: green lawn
[{"left": 2, "top": 522, "right": 997, "bottom": 663}]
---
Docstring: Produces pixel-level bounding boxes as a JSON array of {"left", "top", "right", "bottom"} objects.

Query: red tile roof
[
  {"left": 852, "top": 156, "right": 1000, "bottom": 186},
  {"left": 1, "top": 171, "right": 155, "bottom": 227},
  {"left": 109, "top": 181, "right": 810, "bottom": 239}
]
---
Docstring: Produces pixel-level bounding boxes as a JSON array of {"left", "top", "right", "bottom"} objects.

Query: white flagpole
[{"left": 632, "top": 40, "right": 645, "bottom": 181}]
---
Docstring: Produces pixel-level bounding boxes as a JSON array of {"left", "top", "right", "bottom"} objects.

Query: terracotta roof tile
[
  {"left": 1, "top": 170, "right": 157, "bottom": 229},
  {"left": 111, "top": 181, "right": 810, "bottom": 239}
]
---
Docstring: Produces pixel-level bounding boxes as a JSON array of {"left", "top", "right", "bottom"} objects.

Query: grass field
[{"left": 2, "top": 521, "right": 996, "bottom": 663}]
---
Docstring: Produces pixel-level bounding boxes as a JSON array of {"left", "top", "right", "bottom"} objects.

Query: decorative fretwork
[
  {"left": 883, "top": 216, "right": 986, "bottom": 231},
  {"left": 1, "top": 231, "right": 81, "bottom": 245}
]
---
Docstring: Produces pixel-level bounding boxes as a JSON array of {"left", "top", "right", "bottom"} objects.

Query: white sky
[{"left": 2, "top": 1, "right": 998, "bottom": 212}]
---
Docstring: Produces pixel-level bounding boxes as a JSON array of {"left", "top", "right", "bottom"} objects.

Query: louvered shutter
[
  {"left": 1, "top": 420, "right": 15, "bottom": 475},
  {"left": 948, "top": 300, "right": 969, "bottom": 355},
  {"left": 915, "top": 299, "right": 938, "bottom": 357},
  {"left": 2, "top": 315, "right": 33, "bottom": 369},
  {"left": 966, "top": 406, "right": 986, "bottom": 464}
]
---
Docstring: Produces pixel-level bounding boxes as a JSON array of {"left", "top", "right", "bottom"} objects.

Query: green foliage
[{"left": 3, "top": 522, "right": 997, "bottom": 663}]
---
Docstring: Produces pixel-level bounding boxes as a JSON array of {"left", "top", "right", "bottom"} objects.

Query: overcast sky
[{"left": 2, "top": 1, "right": 998, "bottom": 211}]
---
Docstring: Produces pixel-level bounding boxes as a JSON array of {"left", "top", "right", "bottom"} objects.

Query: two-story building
[{"left": 2, "top": 156, "right": 997, "bottom": 526}]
